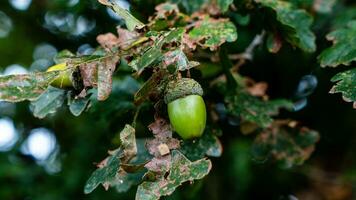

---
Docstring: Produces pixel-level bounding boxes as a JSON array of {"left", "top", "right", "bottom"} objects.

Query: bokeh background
[{"left": 0, "top": 0, "right": 356, "bottom": 199}]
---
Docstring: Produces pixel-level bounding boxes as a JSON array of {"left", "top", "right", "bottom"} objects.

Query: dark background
[{"left": 0, "top": 0, "right": 355, "bottom": 199}]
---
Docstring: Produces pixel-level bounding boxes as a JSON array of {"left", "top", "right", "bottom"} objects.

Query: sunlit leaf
[
  {"left": 318, "top": 21, "right": 356, "bottom": 67},
  {"left": 136, "top": 150, "right": 212, "bottom": 200},
  {"left": 0, "top": 71, "right": 60, "bottom": 102},
  {"left": 329, "top": 68, "right": 356, "bottom": 108}
]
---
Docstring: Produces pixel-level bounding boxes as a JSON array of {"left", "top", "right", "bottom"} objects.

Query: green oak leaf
[
  {"left": 84, "top": 124, "right": 138, "bottom": 194},
  {"left": 129, "top": 28, "right": 184, "bottom": 73},
  {"left": 226, "top": 89, "right": 293, "bottom": 128},
  {"left": 84, "top": 148, "right": 124, "bottom": 194},
  {"left": 68, "top": 95, "right": 91, "bottom": 117},
  {"left": 30, "top": 86, "right": 66, "bottom": 119},
  {"left": 180, "top": 128, "right": 222, "bottom": 161},
  {"left": 318, "top": 21, "right": 356, "bottom": 67},
  {"left": 330, "top": 68, "right": 356, "bottom": 108},
  {"left": 256, "top": 0, "right": 316, "bottom": 52}
]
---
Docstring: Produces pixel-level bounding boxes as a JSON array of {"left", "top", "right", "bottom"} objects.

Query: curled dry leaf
[
  {"left": 79, "top": 62, "right": 98, "bottom": 88},
  {"left": 97, "top": 56, "right": 120, "bottom": 101}
]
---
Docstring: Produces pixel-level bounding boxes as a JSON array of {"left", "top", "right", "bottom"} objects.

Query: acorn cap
[{"left": 164, "top": 78, "right": 203, "bottom": 104}]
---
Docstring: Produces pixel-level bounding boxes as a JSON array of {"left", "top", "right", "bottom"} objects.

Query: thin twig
[{"left": 229, "top": 30, "right": 266, "bottom": 71}]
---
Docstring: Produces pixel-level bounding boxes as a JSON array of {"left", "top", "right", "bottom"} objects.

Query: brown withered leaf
[
  {"left": 148, "top": 117, "right": 173, "bottom": 139},
  {"left": 97, "top": 56, "right": 120, "bottom": 101},
  {"left": 79, "top": 62, "right": 98, "bottom": 88},
  {"left": 97, "top": 33, "right": 119, "bottom": 51}
]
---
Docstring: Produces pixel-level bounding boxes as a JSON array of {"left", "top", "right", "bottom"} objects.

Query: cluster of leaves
[
  {"left": 0, "top": 0, "right": 355, "bottom": 198},
  {"left": 84, "top": 118, "right": 221, "bottom": 199},
  {"left": 251, "top": 120, "right": 320, "bottom": 168}
]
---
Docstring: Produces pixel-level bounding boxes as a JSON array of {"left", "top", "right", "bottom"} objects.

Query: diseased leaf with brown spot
[
  {"left": 251, "top": 120, "right": 320, "bottom": 168},
  {"left": 154, "top": 3, "right": 179, "bottom": 19},
  {"left": 0, "top": 71, "right": 60, "bottom": 102},
  {"left": 145, "top": 118, "right": 180, "bottom": 173},
  {"left": 136, "top": 150, "right": 212, "bottom": 200},
  {"left": 97, "top": 56, "right": 120, "bottom": 101},
  {"left": 120, "top": 124, "right": 137, "bottom": 162},
  {"left": 188, "top": 16, "right": 237, "bottom": 50},
  {"left": 225, "top": 88, "right": 293, "bottom": 128},
  {"left": 129, "top": 46, "right": 163, "bottom": 74},
  {"left": 163, "top": 49, "right": 199, "bottom": 71},
  {"left": 144, "top": 156, "right": 172, "bottom": 173},
  {"left": 147, "top": 119, "right": 181, "bottom": 153}
]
